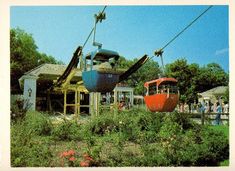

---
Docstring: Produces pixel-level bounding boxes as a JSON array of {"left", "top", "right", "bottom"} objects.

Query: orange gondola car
[{"left": 144, "top": 77, "right": 179, "bottom": 112}]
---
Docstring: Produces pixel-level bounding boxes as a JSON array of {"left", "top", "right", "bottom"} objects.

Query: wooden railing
[{"left": 184, "top": 112, "right": 229, "bottom": 125}]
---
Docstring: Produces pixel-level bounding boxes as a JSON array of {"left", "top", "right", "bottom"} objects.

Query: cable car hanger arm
[{"left": 82, "top": 6, "right": 107, "bottom": 49}]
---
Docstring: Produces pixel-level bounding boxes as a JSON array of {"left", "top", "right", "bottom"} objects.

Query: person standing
[
  {"left": 224, "top": 102, "right": 229, "bottom": 113},
  {"left": 213, "top": 102, "right": 217, "bottom": 113},
  {"left": 215, "top": 102, "right": 222, "bottom": 125},
  {"left": 200, "top": 100, "right": 206, "bottom": 125},
  {"left": 201, "top": 100, "right": 206, "bottom": 114}
]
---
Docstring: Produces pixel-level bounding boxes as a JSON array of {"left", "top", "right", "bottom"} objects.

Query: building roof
[
  {"left": 23, "top": 63, "right": 81, "bottom": 77},
  {"left": 199, "top": 86, "right": 228, "bottom": 97},
  {"left": 19, "top": 64, "right": 82, "bottom": 89}
]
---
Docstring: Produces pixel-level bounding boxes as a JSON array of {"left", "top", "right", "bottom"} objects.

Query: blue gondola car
[{"left": 82, "top": 48, "right": 122, "bottom": 92}]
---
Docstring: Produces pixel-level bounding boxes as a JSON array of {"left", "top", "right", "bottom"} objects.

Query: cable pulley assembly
[{"left": 95, "top": 12, "right": 106, "bottom": 23}]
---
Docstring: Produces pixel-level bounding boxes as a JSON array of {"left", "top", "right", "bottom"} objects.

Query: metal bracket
[
  {"left": 93, "top": 11, "right": 106, "bottom": 49},
  {"left": 154, "top": 49, "right": 165, "bottom": 76}
]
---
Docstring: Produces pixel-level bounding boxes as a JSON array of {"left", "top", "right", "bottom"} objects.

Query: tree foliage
[
  {"left": 118, "top": 56, "right": 228, "bottom": 103},
  {"left": 10, "top": 28, "right": 63, "bottom": 93},
  {"left": 224, "top": 87, "right": 229, "bottom": 103},
  {"left": 165, "top": 59, "right": 200, "bottom": 104},
  {"left": 118, "top": 56, "right": 162, "bottom": 95},
  {"left": 165, "top": 59, "right": 228, "bottom": 104},
  {"left": 195, "top": 63, "right": 229, "bottom": 92}
]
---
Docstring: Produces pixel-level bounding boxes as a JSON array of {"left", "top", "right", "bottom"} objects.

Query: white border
[{"left": 1, "top": 0, "right": 234, "bottom": 170}]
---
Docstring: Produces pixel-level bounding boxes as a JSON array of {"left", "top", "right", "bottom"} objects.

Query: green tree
[
  {"left": 131, "top": 58, "right": 162, "bottom": 95},
  {"left": 165, "top": 58, "right": 200, "bottom": 105},
  {"left": 223, "top": 87, "right": 229, "bottom": 103},
  {"left": 10, "top": 28, "right": 62, "bottom": 93},
  {"left": 118, "top": 56, "right": 162, "bottom": 95},
  {"left": 11, "top": 28, "right": 38, "bottom": 93},
  {"left": 165, "top": 58, "right": 228, "bottom": 110},
  {"left": 195, "top": 63, "right": 228, "bottom": 92},
  {"left": 117, "top": 56, "right": 134, "bottom": 69}
]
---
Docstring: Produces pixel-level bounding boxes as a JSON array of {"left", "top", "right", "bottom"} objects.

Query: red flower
[
  {"left": 68, "top": 150, "right": 75, "bottom": 156},
  {"left": 60, "top": 151, "right": 69, "bottom": 158},
  {"left": 85, "top": 156, "right": 93, "bottom": 161},
  {"left": 80, "top": 161, "right": 89, "bottom": 167},
  {"left": 83, "top": 153, "right": 89, "bottom": 158},
  {"left": 69, "top": 156, "right": 76, "bottom": 161},
  {"left": 62, "top": 151, "right": 69, "bottom": 157}
]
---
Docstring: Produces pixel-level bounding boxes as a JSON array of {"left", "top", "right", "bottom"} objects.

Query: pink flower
[
  {"left": 80, "top": 161, "right": 89, "bottom": 167},
  {"left": 62, "top": 151, "right": 69, "bottom": 157},
  {"left": 68, "top": 150, "right": 75, "bottom": 156},
  {"left": 69, "top": 156, "right": 76, "bottom": 161},
  {"left": 85, "top": 156, "right": 93, "bottom": 161},
  {"left": 60, "top": 151, "right": 68, "bottom": 158}
]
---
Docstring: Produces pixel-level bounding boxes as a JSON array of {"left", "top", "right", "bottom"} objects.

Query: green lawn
[
  {"left": 209, "top": 125, "right": 229, "bottom": 166},
  {"left": 209, "top": 125, "right": 229, "bottom": 138},
  {"left": 219, "top": 159, "right": 229, "bottom": 166}
]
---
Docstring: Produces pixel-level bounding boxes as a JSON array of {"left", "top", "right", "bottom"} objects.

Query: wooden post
[
  {"left": 75, "top": 89, "right": 78, "bottom": 119},
  {"left": 113, "top": 89, "right": 118, "bottom": 115},
  {"left": 114, "top": 89, "right": 117, "bottom": 105},
  {"left": 131, "top": 91, "right": 134, "bottom": 106},
  {"left": 90, "top": 92, "right": 94, "bottom": 117},
  {"left": 106, "top": 92, "right": 110, "bottom": 104},
  {"left": 95, "top": 93, "right": 100, "bottom": 116},
  {"left": 94, "top": 92, "right": 97, "bottom": 116},
  {"left": 77, "top": 90, "right": 80, "bottom": 120},
  {"left": 64, "top": 90, "right": 67, "bottom": 116},
  {"left": 93, "top": 92, "right": 100, "bottom": 116},
  {"left": 46, "top": 90, "right": 52, "bottom": 112},
  {"left": 201, "top": 111, "right": 205, "bottom": 125}
]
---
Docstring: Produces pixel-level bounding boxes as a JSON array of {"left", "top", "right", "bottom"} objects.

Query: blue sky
[{"left": 10, "top": 5, "right": 229, "bottom": 72}]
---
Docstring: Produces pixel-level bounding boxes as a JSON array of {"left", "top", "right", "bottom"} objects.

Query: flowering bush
[
  {"left": 79, "top": 153, "right": 94, "bottom": 167},
  {"left": 52, "top": 120, "right": 82, "bottom": 141},
  {"left": 82, "top": 110, "right": 229, "bottom": 166},
  {"left": 59, "top": 149, "right": 76, "bottom": 167},
  {"left": 58, "top": 148, "right": 95, "bottom": 167},
  {"left": 11, "top": 110, "right": 229, "bottom": 167}
]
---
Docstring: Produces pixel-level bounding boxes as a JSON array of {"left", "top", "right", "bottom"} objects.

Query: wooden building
[{"left": 18, "top": 64, "right": 134, "bottom": 117}]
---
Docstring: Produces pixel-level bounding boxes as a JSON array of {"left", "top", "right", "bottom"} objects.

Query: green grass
[
  {"left": 209, "top": 125, "right": 229, "bottom": 166},
  {"left": 219, "top": 159, "right": 229, "bottom": 166},
  {"left": 209, "top": 125, "right": 229, "bottom": 138}
]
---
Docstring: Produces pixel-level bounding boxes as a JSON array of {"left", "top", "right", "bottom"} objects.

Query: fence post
[{"left": 201, "top": 112, "right": 205, "bottom": 125}]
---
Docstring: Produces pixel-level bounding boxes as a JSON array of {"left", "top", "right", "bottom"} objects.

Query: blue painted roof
[{"left": 85, "top": 48, "right": 119, "bottom": 61}]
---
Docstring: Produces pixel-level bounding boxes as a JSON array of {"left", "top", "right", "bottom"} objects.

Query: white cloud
[{"left": 215, "top": 48, "right": 229, "bottom": 56}]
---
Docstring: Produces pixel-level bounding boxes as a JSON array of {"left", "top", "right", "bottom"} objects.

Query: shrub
[
  {"left": 136, "top": 111, "right": 163, "bottom": 132},
  {"left": 84, "top": 113, "right": 119, "bottom": 136},
  {"left": 85, "top": 133, "right": 143, "bottom": 167},
  {"left": 194, "top": 126, "right": 229, "bottom": 166},
  {"left": 24, "top": 111, "right": 52, "bottom": 136},
  {"left": 11, "top": 120, "right": 53, "bottom": 167},
  {"left": 11, "top": 109, "right": 229, "bottom": 167},
  {"left": 11, "top": 98, "right": 32, "bottom": 123},
  {"left": 163, "top": 112, "right": 195, "bottom": 130},
  {"left": 52, "top": 120, "right": 82, "bottom": 141}
]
